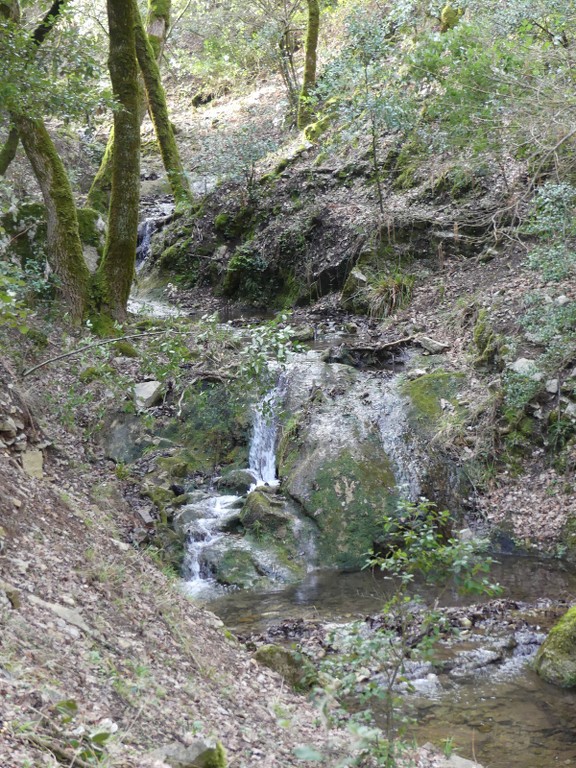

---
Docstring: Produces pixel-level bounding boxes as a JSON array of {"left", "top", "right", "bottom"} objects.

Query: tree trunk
[
  {"left": 297, "top": 0, "right": 320, "bottom": 129},
  {"left": 0, "top": 0, "right": 69, "bottom": 174},
  {"left": 0, "top": 126, "right": 19, "bottom": 176},
  {"left": 134, "top": 13, "right": 191, "bottom": 212},
  {"left": 87, "top": 0, "right": 181, "bottom": 213},
  {"left": 96, "top": 0, "right": 141, "bottom": 321},
  {"left": 14, "top": 116, "right": 89, "bottom": 322}
]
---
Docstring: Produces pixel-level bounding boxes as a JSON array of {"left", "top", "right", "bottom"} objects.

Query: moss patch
[{"left": 402, "top": 371, "right": 465, "bottom": 430}]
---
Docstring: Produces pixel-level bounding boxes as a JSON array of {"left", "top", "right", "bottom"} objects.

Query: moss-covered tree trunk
[
  {"left": 15, "top": 116, "right": 89, "bottom": 321},
  {"left": 96, "top": 0, "right": 141, "bottom": 321},
  {"left": 0, "top": 0, "right": 71, "bottom": 175},
  {"left": 87, "top": 0, "right": 186, "bottom": 213},
  {"left": 1, "top": 0, "right": 89, "bottom": 321},
  {"left": 0, "top": 126, "right": 19, "bottom": 175},
  {"left": 297, "top": 0, "right": 320, "bottom": 129},
  {"left": 134, "top": 14, "right": 191, "bottom": 212}
]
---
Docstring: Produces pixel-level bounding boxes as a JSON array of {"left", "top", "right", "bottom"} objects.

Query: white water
[
  {"left": 249, "top": 382, "right": 284, "bottom": 486},
  {"left": 181, "top": 494, "right": 242, "bottom": 597},
  {"left": 182, "top": 381, "right": 286, "bottom": 597}
]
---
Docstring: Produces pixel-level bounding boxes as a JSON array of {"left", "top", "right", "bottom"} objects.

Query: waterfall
[
  {"left": 249, "top": 380, "right": 284, "bottom": 486},
  {"left": 181, "top": 381, "right": 286, "bottom": 596},
  {"left": 136, "top": 218, "right": 156, "bottom": 268}
]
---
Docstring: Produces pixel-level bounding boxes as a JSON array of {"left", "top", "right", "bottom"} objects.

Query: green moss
[
  {"left": 113, "top": 340, "right": 139, "bottom": 358},
  {"left": 534, "top": 606, "right": 576, "bottom": 687},
  {"left": 253, "top": 644, "right": 317, "bottom": 691},
  {"left": 77, "top": 207, "right": 103, "bottom": 248},
  {"left": 79, "top": 364, "right": 114, "bottom": 383},
  {"left": 402, "top": 371, "right": 465, "bottom": 427},
  {"left": 157, "top": 455, "right": 196, "bottom": 479},
  {"left": 304, "top": 116, "right": 329, "bottom": 143},
  {"left": 473, "top": 309, "right": 503, "bottom": 370},
  {"left": 214, "top": 213, "right": 229, "bottom": 232},
  {"left": 440, "top": 3, "right": 463, "bottom": 32},
  {"left": 202, "top": 743, "right": 227, "bottom": 768}
]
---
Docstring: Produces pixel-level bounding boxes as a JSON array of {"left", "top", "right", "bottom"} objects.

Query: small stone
[
  {"left": 21, "top": 450, "right": 43, "bottom": 479},
  {"left": 134, "top": 380, "right": 163, "bottom": 410},
  {"left": 149, "top": 739, "right": 226, "bottom": 768},
  {"left": 508, "top": 358, "right": 543, "bottom": 381},
  {"left": 555, "top": 295, "right": 570, "bottom": 306},
  {"left": 546, "top": 379, "right": 559, "bottom": 394},
  {"left": 12, "top": 498, "right": 21, "bottom": 508},
  {"left": 0, "top": 416, "right": 17, "bottom": 435}
]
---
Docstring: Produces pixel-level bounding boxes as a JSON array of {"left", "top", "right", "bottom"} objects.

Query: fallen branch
[
  {"left": 22, "top": 330, "right": 187, "bottom": 377},
  {"left": 20, "top": 732, "right": 95, "bottom": 768},
  {"left": 348, "top": 335, "right": 415, "bottom": 354}
]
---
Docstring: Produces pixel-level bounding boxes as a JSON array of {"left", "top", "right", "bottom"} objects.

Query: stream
[{"left": 132, "top": 213, "right": 576, "bottom": 767}]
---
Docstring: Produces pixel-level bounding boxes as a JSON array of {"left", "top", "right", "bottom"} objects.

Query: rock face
[
  {"left": 534, "top": 606, "right": 576, "bottom": 687},
  {"left": 277, "top": 353, "right": 463, "bottom": 568}
]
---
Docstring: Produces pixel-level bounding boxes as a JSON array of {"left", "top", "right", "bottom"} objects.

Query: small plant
[{"left": 316, "top": 497, "right": 500, "bottom": 767}]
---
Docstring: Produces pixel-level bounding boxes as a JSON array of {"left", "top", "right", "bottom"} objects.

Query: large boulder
[
  {"left": 534, "top": 606, "right": 576, "bottom": 687},
  {"left": 278, "top": 354, "right": 465, "bottom": 568}
]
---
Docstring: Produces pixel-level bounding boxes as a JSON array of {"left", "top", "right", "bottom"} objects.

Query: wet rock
[
  {"left": 241, "top": 490, "right": 292, "bottom": 535},
  {"left": 215, "top": 469, "right": 258, "bottom": 494},
  {"left": 448, "top": 648, "right": 503, "bottom": 679},
  {"left": 253, "top": 643, "right": 317, "bottom": 690},
  {"left": 149, "top": 739, "right": 227, "bottom": 768},
  {"left": 203, "top": 547, "right": 262, "bottom": 590},
  {"left": 134, "top": 380, "right": 163, "bottom": 410},
  {"left": 534, "top": 606, "right": 576, "bottom": 687}
]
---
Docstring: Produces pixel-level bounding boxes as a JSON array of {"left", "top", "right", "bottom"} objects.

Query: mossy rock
[
  {"left": 113, "top": 340, "right": 139, "bottom": 358},
  {"left": 281, "top": 435, "right": 397, "bottom": 569},
  {"left": 206, "top": 548, "right": 262, "bottom": 589},
  {"left": 253, "top": 644, "right": 317, "bottom": 690},
  {"left": 440, "top": 3, "right": 463, "bottom": 32},
  {"left": 157, "top": 455, "right": 197, "bottom": 479},
  {"left": 473, "top": 309, "right": 503, "bottom": 371},
  {"left": 304, "top": 116, "right": 330, "bottom": 143},
  {"left": 401, "top": 371, "right": 465, "bottom": 430},
  {"left": 534, "top": 606, "right": 576, "bottom": 687},
  {"left": 241, "top": 490, "right": 292, "bottom": 535}
]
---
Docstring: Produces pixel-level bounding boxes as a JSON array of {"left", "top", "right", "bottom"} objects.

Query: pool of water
[{"left": 206, "top": 556, "right": 576, "bottom": 768}]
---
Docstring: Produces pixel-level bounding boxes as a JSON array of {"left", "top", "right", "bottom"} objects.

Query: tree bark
[
  {"left": 14, "top": 115, "right": 89, "bottom": 322},
  {"left": 297, "top": 0, "right": 320, "bottom": 129},
  {"left": 87, "top": 0, "right": 187, "bottom": 213},
  {"left": 134, "top": 12, "right": 191, "bottom": 212},
  {"left": 0, "top": 0, "right": 69, "bottom": 174},
  {"left": 96, "top": 0, "right": 141, "bottom": 321},
  {"left": 0, "top": 126, "right": 19, "bottom": 175},
  {"left": 1, "top": 0, "right": 89, "bottom": 321}
]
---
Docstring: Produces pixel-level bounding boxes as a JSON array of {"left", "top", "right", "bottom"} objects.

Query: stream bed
[{"left": 205, "top": 559, "right": 576, "bottom": 768}]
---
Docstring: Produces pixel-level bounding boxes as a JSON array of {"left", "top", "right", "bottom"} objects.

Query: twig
[
  {"left": 20, "top": 732, "right": 94, "bottom": 768},
  {"left": 22, "top": 330, "right": 187, "bottom": 377}
]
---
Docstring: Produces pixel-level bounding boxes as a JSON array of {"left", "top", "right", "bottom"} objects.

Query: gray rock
[
  {"left": 149, "top": 739, "right": 226, "bottom": 768},
  {"left": 545, "top": 378, "right": 559, "bottom": 394},
  {"left": 0, "top": 416, "right": 17, "bottom": 436},
  {"left": 134, "top": 380, "right": 163, "bottom": 410},
  {"left": 21, "top": 450, "right": 43, "bottom": 479},
  {"left": 417, "top": 335, "right": 450, "bottom": 354},
  {"left": 508, "top": 358, "right": 543, "bottom": 380},
  {"left": 215, "top": 469, "right": 258, "bottom": 494}
]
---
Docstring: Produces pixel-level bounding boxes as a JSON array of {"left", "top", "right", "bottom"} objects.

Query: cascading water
[
  {"left": 181, "top": 380, "right": 287, "bottom": 597},
  {"left": 248, "top": 380, "right": 285, "bottom": 486}
]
